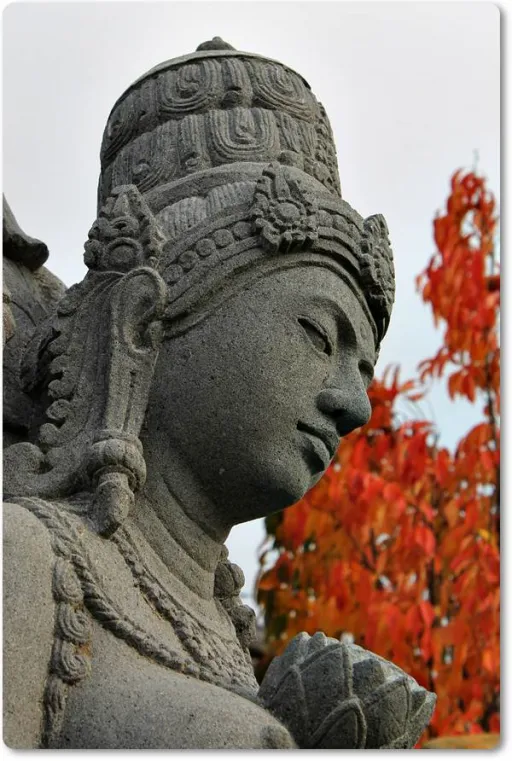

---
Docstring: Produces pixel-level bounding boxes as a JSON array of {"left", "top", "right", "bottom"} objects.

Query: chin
[
  {"left": 255, "top": 460, "right": 314, "bottom": 517},
  {"left": 223, "top": 448, "right": 323, "bottom": 525}
]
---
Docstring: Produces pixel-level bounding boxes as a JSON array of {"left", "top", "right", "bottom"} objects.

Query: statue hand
[{"left": 257, "top": 632, "right": 436, "bottom": 749}]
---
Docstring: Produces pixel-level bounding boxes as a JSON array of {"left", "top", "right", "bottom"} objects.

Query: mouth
[{"left": 296, "top": 421, "right": 339, "bottom": 472}]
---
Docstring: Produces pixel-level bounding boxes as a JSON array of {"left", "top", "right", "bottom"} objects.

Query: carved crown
[
  {"left": 92, "top": 40, "right": 395, "bottom": 345},
  {"left": 98, "top": 38, "right": 341, "bottom": 208}
]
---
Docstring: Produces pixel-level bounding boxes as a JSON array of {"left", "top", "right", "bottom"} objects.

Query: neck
[{"left": 131, "top": 437, "right": 230, "bottom": 600}]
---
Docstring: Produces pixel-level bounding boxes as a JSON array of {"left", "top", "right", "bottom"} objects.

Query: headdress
[{"left": 96, "top": 37, "right": 395, "bottom": 344}]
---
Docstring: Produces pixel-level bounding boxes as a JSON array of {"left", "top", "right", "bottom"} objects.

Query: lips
[{"left": 297, "top": 421, "right": 339, "bottom": 468}]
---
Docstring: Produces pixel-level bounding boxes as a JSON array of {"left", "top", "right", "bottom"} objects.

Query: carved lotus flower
[{"left": 258, "top": 632, "right": 436, "bottom": 749}]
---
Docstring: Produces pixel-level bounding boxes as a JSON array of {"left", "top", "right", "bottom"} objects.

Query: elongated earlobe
[{"left": 88, "top": 267, "right": 168, "bottom": 536}]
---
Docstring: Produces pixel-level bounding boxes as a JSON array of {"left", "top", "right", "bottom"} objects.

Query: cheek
[
  {"left": 244, "top": 322, "right": 328, "bottom": 409},
  {"left": 161, "top": 307, "right": 329, "bottom": 440}
]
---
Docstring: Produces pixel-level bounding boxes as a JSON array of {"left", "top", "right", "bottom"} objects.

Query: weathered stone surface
[
  {"left": 3, "top": 198, "right": 66, "bottom": 447},
  {"left": 3, "top": 38, "right": 434, "bottom": 749},
  {"left": 98, "top": 38, "right": 341, "bottom": 207},
  {"left": 3, "top": 502, "right": 56, "bottom": 748},
  {"left": 259, "top": 632, "right": 436, "bottom": 748},
  {"left": 3, "top": 196, "right": 49, "bottom": 270}
]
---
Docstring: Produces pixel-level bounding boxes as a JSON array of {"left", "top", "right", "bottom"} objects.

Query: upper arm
[{"left": 3, "top": 502, "right": 56, "bottom": 748}]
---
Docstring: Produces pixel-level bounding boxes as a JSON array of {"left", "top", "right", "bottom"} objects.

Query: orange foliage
[
  {"left": 257, "top": 171, "right": 500, "bottom": 743},
  {"left": 423, "top": 733, "right": 500, "bottom": 749}
]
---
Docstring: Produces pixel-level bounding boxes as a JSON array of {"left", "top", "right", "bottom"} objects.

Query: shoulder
[
  {"left": 3, "top": 500, "right": 57, "bottom": 595},
  {"left": 3, "top": 501, "right": 57, "bottom": 749},
  {"left": 3, "top": 500, "right": 58, "bottom": 588},
  {"left": 4, "top": 497, "right": 54, "bottom": 543}
]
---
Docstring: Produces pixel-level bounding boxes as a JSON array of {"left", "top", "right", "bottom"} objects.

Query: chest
[{"left": 53, "top": 619, "right": 291, "bottom": 749}]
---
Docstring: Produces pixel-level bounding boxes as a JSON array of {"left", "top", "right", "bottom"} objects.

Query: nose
[{"left": 316, "top": 383, "right": 372, "bottom": 438}]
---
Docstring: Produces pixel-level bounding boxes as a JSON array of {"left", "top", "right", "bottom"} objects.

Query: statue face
[{"left": 145, "top": 265, "right": 375, "bottom": 530}]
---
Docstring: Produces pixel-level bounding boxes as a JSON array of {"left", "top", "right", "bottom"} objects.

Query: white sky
[{"left": 2, "top": 1, "right": 501, "bottom": 605}]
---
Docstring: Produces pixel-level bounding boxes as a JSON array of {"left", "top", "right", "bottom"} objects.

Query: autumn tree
[{"left": 256, "top": 170, "right": 500, "bottom": 742}]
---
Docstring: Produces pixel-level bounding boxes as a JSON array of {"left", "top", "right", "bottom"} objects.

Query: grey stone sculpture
[
  {"left": 3, "top": 38, "right": 435, "bottom": 749},
  {"left": 3, "top": 197, "right": 66, "bottom": 447}
]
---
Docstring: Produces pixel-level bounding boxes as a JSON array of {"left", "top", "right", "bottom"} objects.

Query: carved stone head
[{"left": 5, "top": 39, "right": 395, "bottom": 536}]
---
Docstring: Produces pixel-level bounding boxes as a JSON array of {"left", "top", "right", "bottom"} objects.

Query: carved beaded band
[{"left": 85, "top": 163, "right": 394, "bottom": 346}]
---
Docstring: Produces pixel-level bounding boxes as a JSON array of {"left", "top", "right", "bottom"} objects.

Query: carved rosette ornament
[{"left": 251, "top": 163, "right": 318, "bottom": 253}]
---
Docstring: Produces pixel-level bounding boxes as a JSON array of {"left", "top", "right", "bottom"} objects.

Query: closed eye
[
  {"left": 359, "top": 359, "right": 375, "bottom": 388},
  {"left": 298, "top": 317, "right": 333, "bottom": 356}
]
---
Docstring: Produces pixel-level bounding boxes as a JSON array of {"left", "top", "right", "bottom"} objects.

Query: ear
[
  {"left": 103, "top": 266, "right": 168, "bottom": 433},
  {"left": 88, "top": 266, "right": 168, "bottom": 536}
]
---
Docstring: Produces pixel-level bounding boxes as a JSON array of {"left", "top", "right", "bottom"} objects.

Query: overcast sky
[{"left": 2, "top": 1, "right": 500, "bottom": 604}]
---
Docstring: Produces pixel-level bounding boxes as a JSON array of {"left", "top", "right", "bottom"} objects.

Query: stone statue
[
  {"left": 3, "top": 197, "right": 66, "bottom": 447},
  {"left": 3, "top": 38, "right": 435, "bottom": 749}
]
